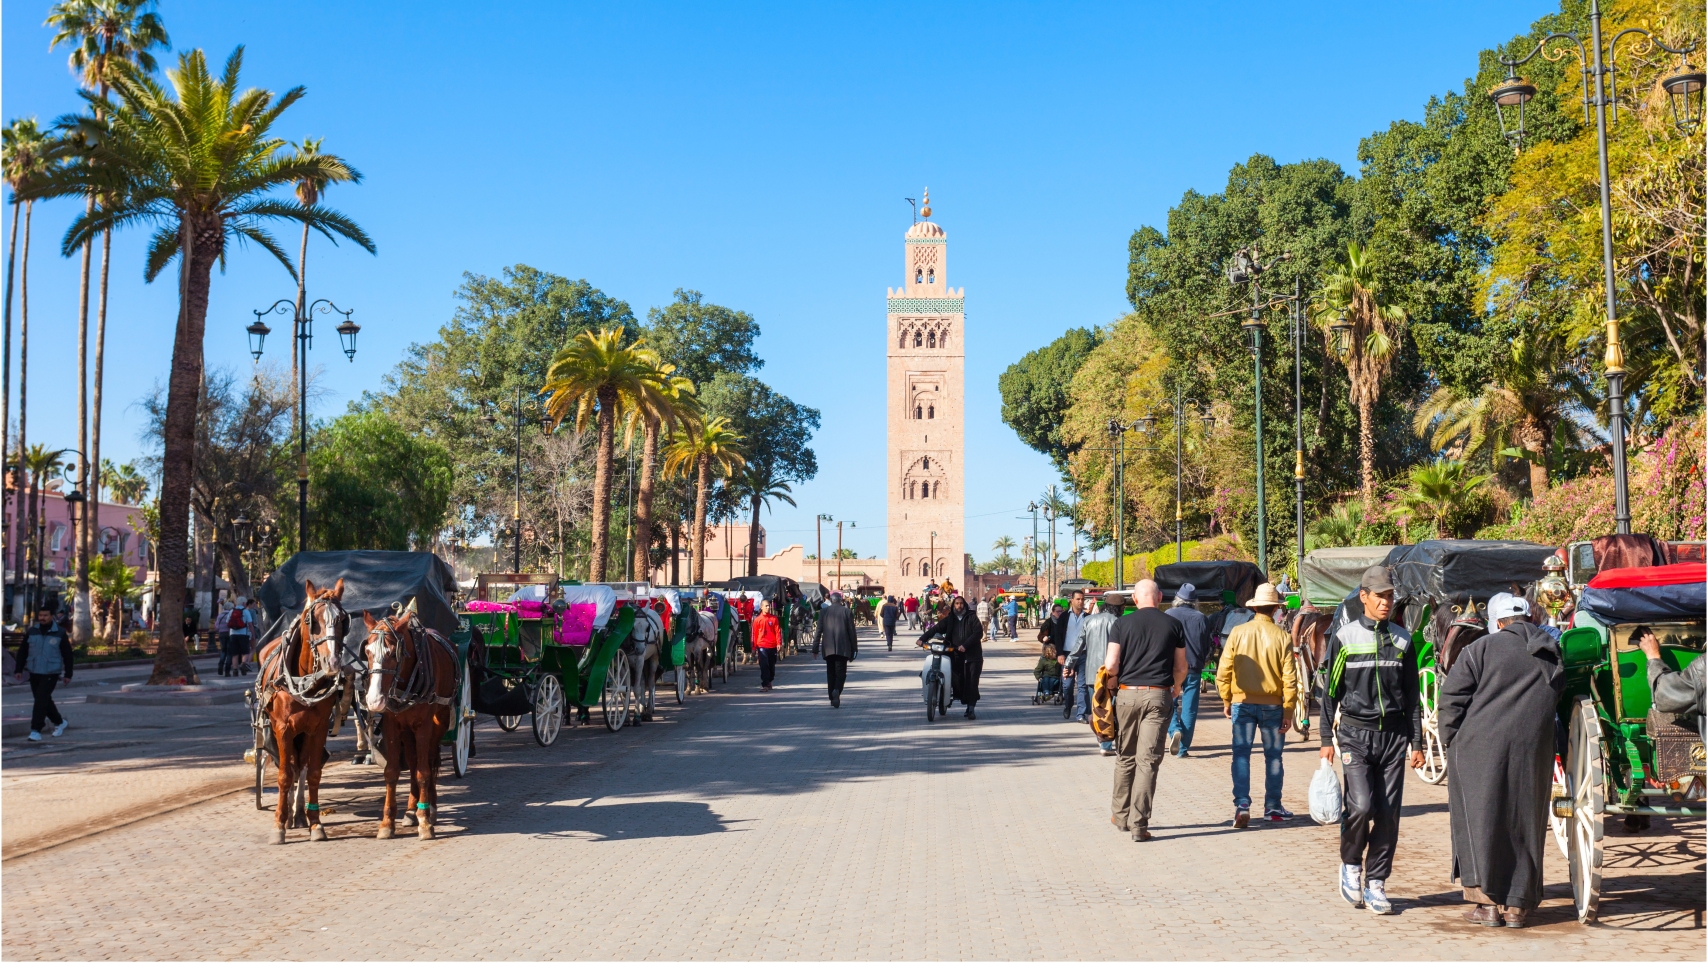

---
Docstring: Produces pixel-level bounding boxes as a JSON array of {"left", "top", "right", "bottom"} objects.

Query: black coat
[
  {"left": 920, "top": 607, "right": 984, "bottom": 651},
  {"left": 1438, "top": 620, "right": 1566, "bottom": 910},
  {"left": 813, "top": 603, "right": 858, "bottom": 659}
]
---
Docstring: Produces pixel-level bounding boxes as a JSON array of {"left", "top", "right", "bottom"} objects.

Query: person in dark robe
[
  {"left": 1437, "top": 592, "right": 1566, "bottom": 928},
  {"left": 919, "top": 595, "right": 985, "bottom": 719},
  {"left": 812, "top": 592, "right": 859, "bottom": 708}
]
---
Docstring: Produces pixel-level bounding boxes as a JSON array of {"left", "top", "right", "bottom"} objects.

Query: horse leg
[
  {"left": 415, "top": 723, "right": 437, "bottom": 840},
  {"left": 377, "top": 716, "right": 399, "bottom": 839},
  {"left": 270, "top": 723, "right": 293, "bottom": 845},
  {"left": 403, "top": 731, "right": 420, "bottom": 827},
  {"left": 306, "top": 713, "right": 331, "bottom": 841}
]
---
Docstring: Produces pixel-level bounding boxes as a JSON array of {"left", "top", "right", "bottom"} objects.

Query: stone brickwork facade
[{"left": 886, "top": 196, "right": 964, "bottom": 596}]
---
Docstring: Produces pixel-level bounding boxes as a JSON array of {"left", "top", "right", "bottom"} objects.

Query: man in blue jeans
[
  {"left": 1165, "top": 583, "right": 1211, "bottom": 757},
  {"left": 1214, "top": 583, "right": 1297, "bottom": 827},
  {"left": 1004, "top": 595, "right": 1019, "bottom": 639}
]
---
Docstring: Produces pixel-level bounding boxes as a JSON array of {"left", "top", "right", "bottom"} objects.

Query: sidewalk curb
[{"left": 1, "top": 776, "right": 250, "bottom": 863}]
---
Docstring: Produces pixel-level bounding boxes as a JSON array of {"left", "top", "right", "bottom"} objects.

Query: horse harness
[
  {"left": 255, "top": 594, "right": 350, "bottom": 709},
  {"left": 370, "top": 611, "right": 457, "bottom": 713}
]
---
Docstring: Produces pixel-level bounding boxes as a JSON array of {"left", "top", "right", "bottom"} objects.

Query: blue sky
[{"left": 2, "top": 0, "right": 1551, "bottom": 564}]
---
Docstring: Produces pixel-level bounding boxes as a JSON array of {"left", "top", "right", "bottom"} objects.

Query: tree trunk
[
  {"left": 73, "top": 199, "right": 93, "bottom": 646},
  {"left": 149, "top": 218, "right": 219, "bottom": 686},
  {"left": 588, "top": 386, "right": 617, "bottom": 582},
  {"left": 90, "top": 228, "right": 110, "bottom": 592},
  {"left": 690, "top": 453, "right": 709, "bottom": 584},
  {"left": 669, "top": 520, "right": 680, "bottom": 585},
  {"left": 747, "top": 495, "right": 761, "bottom": 577},
  {"left": 632, "top": 418, "right": 659, "bottom": 583},
  {"left": 1515, "top": 416, "right": 1550, "bottom": 494},
  {"left": 12, "top": 201, "right": 30, "bottom": 599},
  {"left": 217, "top": 524, "right": 251, "bottom": 600},
  {"left": 2, "top": 199, "right": 17, "bottom": 561},
  {"left": 1357, "top": 394, "right": 1377, "bottom": 507}
]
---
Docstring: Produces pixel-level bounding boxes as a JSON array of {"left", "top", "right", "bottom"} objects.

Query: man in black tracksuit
[{"left": 1319, "top": 566, "right": 1423, "bottom": 916}]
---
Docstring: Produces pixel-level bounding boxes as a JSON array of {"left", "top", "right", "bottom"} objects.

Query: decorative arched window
[
  {"left": 902, "top": 558, "right": 912, "bottom": 576},
  {"left": 927, "top": 405, "right": 934, "bottom": 419},
  {"left": 927, "top": 268, "right": 935, "bottom": 284},
  {"left": 914, "top": 331, "right": 923, "bottom": 348},
  {"left": 927, "top": 331, "right": 936, "bottom": 349},
  {"left": 915, "top": 405, "right": 922, "bottom": 419},
  {"left": 921, "top": 561, "right": 931, "bottom": 577},
  {"left": 915, "top": 268, "right": 923, "bottom": 283}
]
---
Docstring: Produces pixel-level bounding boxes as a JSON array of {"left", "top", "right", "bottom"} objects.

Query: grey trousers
[{"left": 1111, "top": 687, "right": 1172, "bottom": 832}]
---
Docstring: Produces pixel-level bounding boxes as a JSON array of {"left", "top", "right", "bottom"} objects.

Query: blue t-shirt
[{"left": 1005, "top": 598, "right": 1018, "bottom": 617}]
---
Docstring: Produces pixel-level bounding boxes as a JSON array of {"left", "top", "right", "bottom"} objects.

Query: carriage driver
[{"left": 1319, "top": 565, "right": 1424, "bottom": 916}]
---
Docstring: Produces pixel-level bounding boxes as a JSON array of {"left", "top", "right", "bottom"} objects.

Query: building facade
[{"left": 886, "top": 194, "right": 965, "bottom": 595}]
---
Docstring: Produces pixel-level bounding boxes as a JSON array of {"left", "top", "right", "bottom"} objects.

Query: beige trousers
[{"left": 1111, "top": 687, "right": 1172, "bottom": 832}]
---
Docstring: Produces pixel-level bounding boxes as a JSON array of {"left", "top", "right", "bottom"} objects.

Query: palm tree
[
  {"left": 1393, "top": 460, "right": 1492, "bottom": 539},
  {"left": 729, "top": 461, "right": 796, "bottom": 577},
  {"left": 1312, "top": 242, "right": 1407, "bottom": 506},
  {"left": 542, "top": 328, "right": 662, "bottom": 581},
  {"left": 661, "top": 416, "right": 745, "bottom": 583},
  {"left": 1304, "top": 501, "right": 1362, "bottom": 551},
  {"left": 627, "top": 360, "right": 697, "bottom": 583},
  {"left": 23, "top": 48, "right": 371, "bottom": 682},
  {"left": 89, "top": 555, "right": 139, "bottom": 646},
  {"left": 992, "top": 535, "right": 1016, "bottom": 556},
  {"left": 1412, "top": 335, "right": 1594, "bottom": 495},
  {"left": 47, "top": 0, "right": 171, "bottom": 644},
  {"left": 102, "top": 458, "right": 147, "bottom": 504},
  {"left": 3, "top": 119, "right": 55, "bottom": 589}
]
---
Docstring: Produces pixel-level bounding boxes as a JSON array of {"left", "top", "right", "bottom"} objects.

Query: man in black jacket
[
  {"left": 1319, "top": 566, "right": 1424, "bottom": 916},
  {"left": 920, "top": 595, "right": 986, "bottom": 719},
  {"left": 1438, "top": 593, "right": 1565, "bottom": 928},
  {"left": 13, "top": 607, "right": 74, "bottom": 741},
  {"left": 813, "top": 592, "right": 859, "bottom": 708},
  {"left": 880, "top": 596, "right": 901, "bottom": 651}
]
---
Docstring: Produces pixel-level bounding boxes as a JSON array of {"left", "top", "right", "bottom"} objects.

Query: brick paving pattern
[{"left": 1, "top": 629, "right": 1700, "bottom": 960}]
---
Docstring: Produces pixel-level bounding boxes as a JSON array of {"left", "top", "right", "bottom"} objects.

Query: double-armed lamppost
[
  {"left": 1144, "top": 387, "right": 1217, "bottom": 564},
  {"left": 1090, "top": 421, "right": 1160, "bottom": 588},
  {"left": 1488, "top": 3, "right": 1701, "bottom": 533},
  {"left": 1224, "top": 246, "right": 1290, "bottom": 574},
  {"left": 483, "top": 385, "right": 549, "bottom": 574},
  {"left": 247, "top": 299, "right": 360, "bottom": 552}
]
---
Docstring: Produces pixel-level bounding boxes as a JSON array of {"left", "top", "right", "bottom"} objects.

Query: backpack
[{"left": 228, "top": 608, "right": 247, "bottom": 630}]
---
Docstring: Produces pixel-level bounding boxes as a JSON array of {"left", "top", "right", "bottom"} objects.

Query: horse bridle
[
  {"left": 258, "top": 594, "right": 349, "bottom": 707},
  {"left": 367, "top": 608, "right": 455, "bottom": 712}
]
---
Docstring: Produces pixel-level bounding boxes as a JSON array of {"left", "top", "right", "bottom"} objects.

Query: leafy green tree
[
  {"left": 998, "top": 326, "right": 1102, "bottom": 471},
  {"left": 700, "top": 371, "right": 820, "bottom": 494},
  {"left": 644, "top": 289, "right": 763, "bottom": 387},
  {"left": 23, "top": 48, "right": 371, "bottom": 682},
  {"left": 301, "top": 411, "right": 452, "bottom": 551},
  {"left": 729, "top": 461, "right": 797, "bottom": 576}
]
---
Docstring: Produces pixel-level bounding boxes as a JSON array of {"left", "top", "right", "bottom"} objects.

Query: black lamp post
[
  {"left": 1152, "top": 386, "right": 1215, "bottom": 564},
  {"left": 248, "top": 298, "right": 359, "bottom": 552},
  {"left": 1225, "top": 247, "right": 1289, "bottom": 574},
  {"left": 485, "top": 385, "right": 538, "bottom": 574},
  {"left": 1089, "top": 421, "right": 1160, "bottom": 588},
  {"left": 1490, "top": 2, "right": 1701, "bottom": 534}
]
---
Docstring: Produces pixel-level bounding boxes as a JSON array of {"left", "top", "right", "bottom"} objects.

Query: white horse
[
  {"left": 685, "top": 608, "right": 717, "bottom": 693},
  {"left": 627, "top": 606, "right": 666, "bottom": 722}
]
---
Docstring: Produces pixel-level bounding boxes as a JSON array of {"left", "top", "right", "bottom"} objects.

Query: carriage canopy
[
  {"left": 1299, "top": 546, "right": 1396, "bottom": 607},
  {"left": 1580, "top": 562, "right": 1707, "bottom": 623},
  {"left": 254, "top": 551, "right": 460, "bottom": 658},
  {"left": 1153, "top": 560, "right": 1265, "bottom": 606},
  {"left": 1383, "top": 539, "right": 1556, "bottom": 602}
]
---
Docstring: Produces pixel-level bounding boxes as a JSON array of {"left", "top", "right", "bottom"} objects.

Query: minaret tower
[{"left": 886, "top": 189, "right": 965, "bottom": 594}]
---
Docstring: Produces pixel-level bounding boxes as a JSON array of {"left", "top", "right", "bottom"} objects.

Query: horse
[
  {"left": 684, "top": 608, "right": 716, "bottom": 693},
  {"left": 362, "top": 600, "right": 458, "bottom": 840},
  {"left": 628, "top": 603, "right": 667, "bottom": 722},
  {"left": 254, "top": 578, "right": 351, "bottom": 844}
]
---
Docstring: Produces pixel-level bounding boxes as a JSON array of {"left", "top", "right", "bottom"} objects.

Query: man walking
[
  {"left": 975, "top": 595, "right": 992, "bottom": 645},
  {"left": 1058, "top": 592, "right": 1088, "bottom": 721},
  {"left": 1439, "top": 593, "right": 1565, "bottom": 928},
  {"left": 1004, "top": 594, "right": 1019, "bottom": 639},
  {"left": 812, "top": 591, "right": 859, "bottom": 708},
  {"left": 1215, "top": 582, "right": 1297, "bottom": 827},
  {"left": 12, "top": 607, "right": 73, "bottom": 741},
  {"left": 1320, "top": 566, "right": 1424, "bottom": 915},
  {"left": 1166, "top": 583, "right": 1211, "bottom": 758},
  {"left": 1103, "top": 580, "right": 1186, "bottom": 841},
  {"left": 880, "top": 596, "right": 900, "bottom": 651},
  {"left": 904, "top": 593, "right": 919, "bottom": 630},
  {"left": 1081, "top": 593, "right": 1119, "bottom": 755}
]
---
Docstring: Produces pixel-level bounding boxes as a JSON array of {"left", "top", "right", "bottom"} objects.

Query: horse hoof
[
  {"left": 404, "top": 812, "right": 418, "bottom": 827},
  {"left": 376, "top": 825, "right": 394, "bottom": 840},
  {"left": 419, "top": 824, "right": 436, "bottom": 840},
  {"left": 267, "top": 828, "right": 286, "bottom": 845},
  {"left": 309, "top": 825, "right": 327, "bottom": 842}
]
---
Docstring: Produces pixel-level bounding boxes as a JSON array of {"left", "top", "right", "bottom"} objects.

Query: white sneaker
[
  {"left": 1339, "top": 864, "right": 1364, "bottom": 908},
  {"left": 28, "top": 730, "right": 42, "bottom": 742},
  {"left": 1168, "top": 730, "right": 1182, "bottom": 755},
  {"left": 1363, "top": 879, "right": 1393, "bottom": 915},
  {"left": 52, "top": 719, "right": 69, "bottom": 737}
]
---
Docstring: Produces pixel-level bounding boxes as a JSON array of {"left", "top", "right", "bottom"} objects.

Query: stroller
[{"left": 1031, "top": 644, "right": 1065, "bottom": 705}]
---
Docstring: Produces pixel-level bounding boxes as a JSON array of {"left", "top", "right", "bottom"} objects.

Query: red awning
[{"left": 1587, "top": 561, "right": 1707, "bottom": 589}]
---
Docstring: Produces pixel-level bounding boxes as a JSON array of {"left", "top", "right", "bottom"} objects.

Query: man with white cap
[
  {"left": 1215, "top": 582, "right": 1298, "bottom": 827},
  {"left": 1437, "top": 592, "right": 1564, "bottom": 928},
  {"left": 1319, "top": 565, "right": 1423, "bottom": 916}
]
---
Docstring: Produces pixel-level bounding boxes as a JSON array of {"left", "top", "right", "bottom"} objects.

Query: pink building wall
[{"left": 4, "top": 486, "right": 151, "bottom": 582}]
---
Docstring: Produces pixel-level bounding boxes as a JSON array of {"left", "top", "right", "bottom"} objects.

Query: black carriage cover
[
  {"left": 800, "top": 583, "right": 829, "bottom": 605},
  {"left": 1383, "top": 540, "right": 1555, "bottom": 601},
  {"left": 713, "top": 575, "right": 801, "bottom": 602},
  {"left": 1153, "top": 561, "right": 1265, "bottom": 606},
  {"left": 254, "top": 551, "right": 460, "bottom": 663}
]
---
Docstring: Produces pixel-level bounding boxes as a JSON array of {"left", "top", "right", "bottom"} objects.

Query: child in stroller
[{"left": 1032, "top": 643, "right": 1063, "bottom": 704}]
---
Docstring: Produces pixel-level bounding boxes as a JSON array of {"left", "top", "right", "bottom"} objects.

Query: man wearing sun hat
[{"left": 1215, "top": 582, "right": 1298, "bottom": 828}]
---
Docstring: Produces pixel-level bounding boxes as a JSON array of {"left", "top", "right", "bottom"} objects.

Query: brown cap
[{"left": 1360, "top": 565, "right": 1396, "bottom": 594}]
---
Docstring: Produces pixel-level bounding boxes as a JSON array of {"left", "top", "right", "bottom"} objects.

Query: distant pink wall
[{"left": 4, "top": 487, "right": 150, "bottom": 580}]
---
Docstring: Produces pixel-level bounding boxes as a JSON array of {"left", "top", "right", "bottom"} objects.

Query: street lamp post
[
  {"left": 816, "top": 514, "right": 831, "bottom": 588},
  {"left": 928, "top": 529, "right": 935, "bottom": 585},
  {"left": 1225, "top": 246, "right": 1289, "bottom": 575},
  {"left": 247, "top": 298, "right": 359, "bottom": 553},
  {"left": 1089, "top": 422, "right": 1159, "bottom": 588},
  {"left": 1152, "top": 389, "right": 1214, "bottom": 563},
  {"left": 1026, "top": 503, "right": 1038, "bottom": 589},
  {"left": 837, "top": 520, "right": 856, "bottom": 590},
  {"left": 1490, "top": 7, "right": 1702, "bottom": 534}
]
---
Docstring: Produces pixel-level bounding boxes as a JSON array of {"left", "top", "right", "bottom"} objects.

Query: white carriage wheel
[
  {"left": 496, "top": 714, "right": 523, "bottom": 732},
  {"left": 603, "top": 653, "right": 632, "bottom": 732},
  {"left": 452, "top": 663, "right": 472, "bottom": 778},
  {"left": 1416, "top": 667, "right": 1448, "bottom": 785},
  {"left": 1551, "top": 756, "right": 1571, "bottom": 859},
  {"left": 1567, "top": 695, "right": 1605, "bottom": 923},
  {"left": 532, "top": 673, "right": 565, "bottom": 747}
]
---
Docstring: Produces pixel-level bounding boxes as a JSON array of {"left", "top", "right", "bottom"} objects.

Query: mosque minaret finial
[{"left": 920, "top": 188, "right": 931, "bottom": 219}]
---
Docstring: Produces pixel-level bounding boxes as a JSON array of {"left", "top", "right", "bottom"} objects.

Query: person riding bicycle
[{"left": 918, "top": 595, "right": 986, "bottom": 720}]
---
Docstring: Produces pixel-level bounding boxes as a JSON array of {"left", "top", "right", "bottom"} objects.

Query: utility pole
[
  {"left": 816, "top": 514, "right": 830, "bottom": 587},
  {"left": 836, "top": 520, "right": 856, "bottom": 591},
  {"left": 929, "top": 530, "right": 936, "bottom": 584}
]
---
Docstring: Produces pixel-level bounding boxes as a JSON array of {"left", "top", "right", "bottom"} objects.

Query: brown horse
[
  {"left": 362, "top": 602, "right": 458, "bottom": 840},
  {"left": 256, "top": 578, "right": 351, "bottom": 844}
]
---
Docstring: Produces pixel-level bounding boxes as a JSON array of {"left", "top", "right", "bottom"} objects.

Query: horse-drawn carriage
[{"left": 716, "top": 575, "right": 806, "bottom": 656}]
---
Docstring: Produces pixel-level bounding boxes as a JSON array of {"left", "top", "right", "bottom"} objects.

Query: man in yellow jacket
[{"left": 1215, "top": 582, "right": 1298, "bottom": 828}]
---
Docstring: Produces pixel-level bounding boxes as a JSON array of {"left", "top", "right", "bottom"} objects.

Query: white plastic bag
[{"left": 1309, "top": 759, "right": 1343, "bottom": 825}]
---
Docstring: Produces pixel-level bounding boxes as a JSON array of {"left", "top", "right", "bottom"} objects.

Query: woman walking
[{"left": 753, "top": 599, "right": 782, "bottom": 691}]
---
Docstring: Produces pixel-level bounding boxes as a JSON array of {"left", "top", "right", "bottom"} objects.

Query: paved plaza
[{"left": 2, "top": 630, "right": 1702, "bottom": 960}]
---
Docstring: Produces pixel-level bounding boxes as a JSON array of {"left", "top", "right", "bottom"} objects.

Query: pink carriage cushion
[{"left": 555, "top": 603, "right": 596, "bottom": 647}]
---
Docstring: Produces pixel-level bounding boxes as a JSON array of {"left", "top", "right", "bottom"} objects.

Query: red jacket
[
  {"left": 751, "top": 613, "right": 781, "bottom": 650},
  {"left": 904, "top": 597, "right": 919, "bottom": 612}
]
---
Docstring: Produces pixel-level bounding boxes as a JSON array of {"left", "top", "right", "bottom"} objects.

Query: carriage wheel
[
  {"left": 1551, "top": 756, "right": 1571, "bottom": 859},
  {"left": 675, "top": 666, "right": 687, "bottom": 705},
  {"left": 603, "top": 653, "right": 632, "bottom": 732},
  {"left": 1566, "top": 695, "right": 1605, "bottom": 923},
  {"left": 254, "top": 742, "right": 270, "bottom": 811},
  {"left": 1416, "top": 667, "right": 1448, "bottom": 785},
  {"left": 1292, "top": 650, "right": 1316, "bottom": 740},
  {"left": 496, "top": 715, "right": 523, "bottom": 732},
  {"left": 532, "top": 674, "right": 565, "bottom": 747},
  {"left": 452, "top": 664, "right": 473, "bottom": 778}
]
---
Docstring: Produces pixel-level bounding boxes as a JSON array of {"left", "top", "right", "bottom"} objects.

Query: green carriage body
[{"left": 462, "top": 604, "right": 636, "bottom": 711}]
